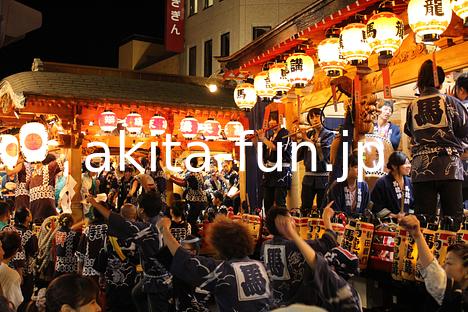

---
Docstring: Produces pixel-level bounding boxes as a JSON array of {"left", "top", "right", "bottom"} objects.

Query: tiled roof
[{"left": 1, "top": 70, "right": 237, "bottom": 109}]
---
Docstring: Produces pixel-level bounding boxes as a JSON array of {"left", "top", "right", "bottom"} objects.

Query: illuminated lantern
[
  {"left": 19, "top": 122, "right": 48, "bottom": 163},
  {"left": 339, "top": 23, "right": 372, "bottom": 64},
  {"left": 180, "top": 116, "right": 199, "bottom": 139},
  {"left": 268, "top": 62, "right": 292, "bottom": 94},
  {"left": 125, "top": 112, "right": 143, "bottom": 134},
  {"left": 286, "top": 52, "right": 315, "bottom": 88},
  {"left": 224, "top": 120, "right": 244, "bottom": 141},
  {"left": 98, "top": 110, "right": 118, "bottom": 132},
  {"left": 149, "top": 114, "right": 167, "bottom": 136},
  {"left": 317, "top": 36, "right": 345, "bottom": 77},
  {"left": 451, "top": 0, "right": 468, "bottom": 24},
  {"left": 203, "top": 118, "right": 221, "bottom": 140},
  {"left": 366, "top": 11, "right": 404, "bottom": 56},
  {"left": 0, "top": 135, "right": 19, "bottom": 169},
  {"left": 254, "top": 71, "right": 276, "bottom": 100},
  {"left": 234, "top": 83, "right": 257, "bottom": 110},
  {"left": 408, "top": 0, "right": 452, "bottom": 43}
]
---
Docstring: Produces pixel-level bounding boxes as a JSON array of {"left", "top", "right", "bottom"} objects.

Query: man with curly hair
[{"left": 158, "top": 215, "right": 273, "bottom": 312}]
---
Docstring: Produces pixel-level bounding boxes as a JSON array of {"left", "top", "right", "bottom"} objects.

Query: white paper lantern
[
  {"left": 286, "top": 52, "right": 315, "bottom": 88},
  {"left": 408, "top": 0, "right": 452, "bottom": 43},
  {"left": 254, "top": 71, "right": 276, "bottom": 100},
  {"left": 180, "top": 116, "right": 199, "bottom": 139},
  {"left": 234, "top": 83, "right": 257, "bottom": 110},
  {"left": 20, "top": 122, "right": 48, "bottom": 163},
  {"left": 0, "top": 135, "right": 19, "bottom": 169},
  {"left": 224, "top": 121, "right": 244, "bottom": 141},
  {"left": 125, "top": 112, "right": 143, "bottom": 134},
  {"left": 339, "top": 23, "right": 372, "bottom": 64},
  {"left": 149, "top": 114, "right": 168, "bottom": 136},
  {"left": 203, "top": 118, "right": 221, "bottom": 140},
  {"left": 98, "top": 110, "right": 118, "bottom": 132},
  {"left": 366, "top": 11, "right": 405, "bottom": 56},
  {"left": 268, "top": 62, "right": 292, "bottom": 94},
  {"left": 317, "top": 37, "right": 345, "bottom": 77}
]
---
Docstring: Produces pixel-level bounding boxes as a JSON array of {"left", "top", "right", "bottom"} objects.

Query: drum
[
  {"left": 247, "top": 214, "right": 261, "bottom": 241},
  {"left": 293, "top": 217, "right": 310, "bottom": 240},
  {"left": 307, "top": 217, "right": 325, "bottom": 240},
  {"left": 353, "top": 220, "right": 374, "bottom": 270}
]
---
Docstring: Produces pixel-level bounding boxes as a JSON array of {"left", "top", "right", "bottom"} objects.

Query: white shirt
[{"left": 0, "top": 263, "right": 23, "bottom": 310}]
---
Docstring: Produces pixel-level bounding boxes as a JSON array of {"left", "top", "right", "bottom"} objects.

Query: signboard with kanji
[{"left": 165, "top": 0, "right": 185, "bottom": 53}]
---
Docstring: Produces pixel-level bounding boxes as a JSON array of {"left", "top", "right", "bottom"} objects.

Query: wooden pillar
[
  {"left": 68, "top": 146, "right": 83, "bottom": 222},
  {"left": 284, "top": 93, "right": 301, "bottom": 210}
]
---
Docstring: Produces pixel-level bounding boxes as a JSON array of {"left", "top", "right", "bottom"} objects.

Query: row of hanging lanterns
[
  {"left": 234, "top": 0, "right": 468, "bottom": 110},
  {"left": 179, "top": 116, "right": 245, "bottom": 141},
  {"left": 98, "top": 110, "right": 168, "bottom": 136}
]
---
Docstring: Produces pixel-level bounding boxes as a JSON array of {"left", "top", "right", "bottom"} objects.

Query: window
[
  {"left": 189, "top": 46, "right": 197, "bottom": 76},
  {"left": 204, "top": 39, "right": 212, "bottom": 77},
  {"left": 253, "top": 26, "right": 272, "bottom": 40},
  {"left": 204, "top": 0, "right": 214, "bottom": 8},
  {"left": 220, "top": 32, "right": 230, "bottom": 57},
  {"left": 189, "top": 0, "right": 198, "bottom": 16}
]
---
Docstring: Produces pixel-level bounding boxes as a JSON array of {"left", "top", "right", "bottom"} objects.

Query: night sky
[{"left": 0, "top": 0, "right": 165, "bottom": 79}]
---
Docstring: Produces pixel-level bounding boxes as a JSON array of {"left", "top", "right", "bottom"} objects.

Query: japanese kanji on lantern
[
  {"left": 180, "top": 116, "right": 199, "bottom": 139},
  {"left": 451, "top": 0, "right": 468, "bottom": 24},
  {"left": 224, "top": 120, "right": 244, "bottom": 141},
  {"left": 203, "top": 118, "right": 221, "bottom": 140},
  {"left": 286, "top": 51, "right": 314, "bottom": 88},
  {"left": 0, "top": 135, "right": 19, "bottom": 169},
  {"left": 254, "top": 71, "right": 276, "bottom": 101},
  {"left": 149, "top": 114, "right": 168, "bottom": 136},
  {"left": 234, "top": 82, "right": 257, "bottom": 110},
  {"left": 339, "top": 23, "right": 372, "bottom": 65},
  {"left": 408, "top": 0, "right": 452, "bottom": 43},
  {"left": 125, "top": 112, "right": 143, "bottom": 134},
  {"left": 19, "top": 122, "right": 48, "bottom": 163},
  {"left": 98, "top": 110, "right": 118, "bottom": 132},
  {"left": 366, "top": 11, "right": 404, "bottom": 56},
  {"left": 317, "top": 36, "right": 345, "bottom": 77},
  {"left": 268, "top": 61, "right": 292, "bottom": 95}
]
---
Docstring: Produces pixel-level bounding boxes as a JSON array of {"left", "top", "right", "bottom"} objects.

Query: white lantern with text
[
  {"left": 149, "top": 114, "right": 167, "bottom": 136},
  {"left": 408, "top": 0, "right": 452, "bottom": 43},
  {"left": 224, "top": 121, "right": 244, "bottom": 141},
  {"left": 451, "top": 0, "right": 468, "bottom": 24},
  {"left": 180, "top": 116, "right": 199, "bottom": 139},
  {"left": 339, "top": 23, "right": 372, "bottom": 64},
  {"left": 254, "top": 71, "right": 276, "bottom": 100},
  {"left": 98, "top": 110, "right": 118, "bottom": 132},
  {"left": 125, "top": 112, "right": 143, "bottom": 134},
  {"left": 20, "top": 122, "right": 48, "bottom": 163},
  {"left": 0, "top": 135, "right": 19, "bottom": 169},
  {"left": 366, "top": 11, "right": 404, "bottom": 56},
  {"left": 234, "top": 83, "right": 257, "bottom": 110},
  {"left": 317, "top": 37, "right": 345, "bottom": 77},
  {"left": 286, "top": 52, "right": 314, "bottom": 88},
  {"left": 268, "top": 62, "right": 292, "bottom": 94},
  {"left": 203, "top": 118, "right": 221, "bottom": 141}
]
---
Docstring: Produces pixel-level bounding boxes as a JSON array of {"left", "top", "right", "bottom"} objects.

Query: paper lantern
[
  {"left": 19, "top": 122, "right": 48, "bottom": 163},
  {"left": 234, "top": 83, "right": 257, "bottom": 110},
  {"left": 0, "top": 135, "right": 19, "bottom": 169},
  {"left": 203, "top": 118, "right": 221, "bottom": 140},
  {"left": 98, "top": 110, "right": 118, "bottom": 132},
  {"left": 125, "top": 112, "right": 143, "bottom": 134},
  {"left": 317, "top": 37, "right": 345, "bottom": 77},
  {"left": 286, "top": 52, "right": 315, "bottom": 88},
  {"left": 366, "top": 11, "right": 405, "bottom": 56},
  {"left": 149, "top": 114, "right": 167, "bottom": 136},
  {"left": 224, "top": 121, "right": 244, "bottom": 141},
  {"left": 339, "top": 23, "right": 372, "bottom": 64},
  {"left": 451, "top": 0, "right": 468, "bottom": 24},
  {"left": 180, "top": 116, "right": 199, "bottom": 139},
  {"left": 254, "top": 71, "right": 276, "bottom": 100},
  {"left": 268, "top": 62, "right": 292, "bottom": 94},
  {"left": 408, "top": 0, "right": 452, "bottom": 43}
]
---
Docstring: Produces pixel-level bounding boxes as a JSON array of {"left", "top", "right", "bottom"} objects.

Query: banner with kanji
[{"left": 165, "top": 0, "right": 185, "bottom": 53}]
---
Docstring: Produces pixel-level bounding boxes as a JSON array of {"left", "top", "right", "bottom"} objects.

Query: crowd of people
[{"left": 0, "top": 61, "right": 465, "bottom": 312}]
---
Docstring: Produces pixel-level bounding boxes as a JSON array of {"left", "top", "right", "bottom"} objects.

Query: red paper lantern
[
  {"left": 180, "top": 116, "right": 199, "bottom": 139},
  {"left": 149, "top": 114, "right": 167, "bottom": 136},
  {"left": 0, "top": 135, "right": 19, "bottom": 169},
  {"left": 98, "top": 110, "right": 118, "bottom": 132},
  {"left": 224, "top": 120, "right": 244, "bottom": 141},
  {"left": 125, "top": 112, "right": 143, "bottom": 134},
  {"left": 203, "top": 118, "right": 221, "bottom": 140}
]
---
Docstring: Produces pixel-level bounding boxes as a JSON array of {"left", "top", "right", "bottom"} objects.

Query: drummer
[
  {"left": 373, "top": 101, "right": 401, "bottom": 150},
  {"left": 297, "top": 108, "right": 335, "bottom": 216},
  {"left": 323, "top": 153, "right": 370, "bottom": 216},
  {"left": 371, "top": 151, "right": 415, "bottom": 218}
]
